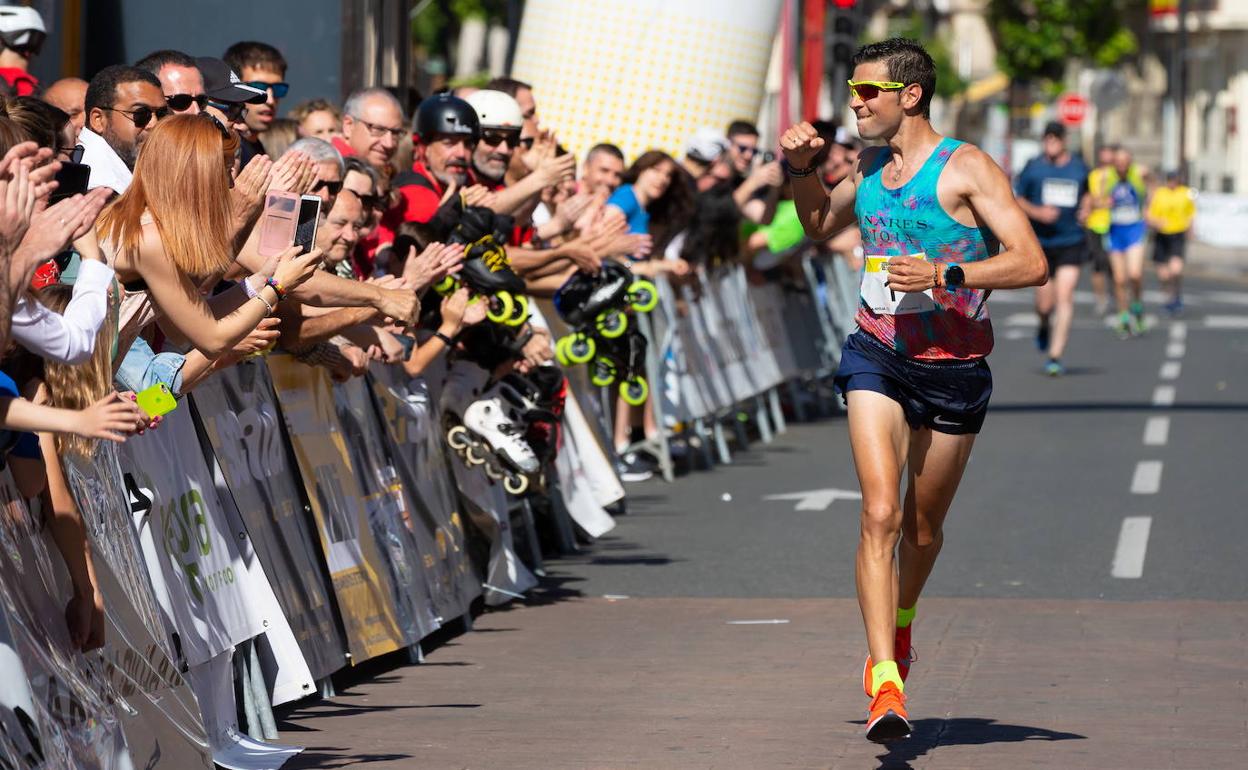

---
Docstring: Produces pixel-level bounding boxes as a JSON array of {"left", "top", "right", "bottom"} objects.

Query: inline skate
[
  {"left": 446, "top": 380, "right": 541, "bottom": 496},
  {"left": 552, "top": 259, "right": 657, "bottom": 406},
  {"left": 434, "top": 205, "right": 530, "bottom": 327}
]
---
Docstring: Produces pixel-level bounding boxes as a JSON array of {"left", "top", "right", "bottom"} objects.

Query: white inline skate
[{"left": 447, "top": 387, "right": 539, "bottom": 495}]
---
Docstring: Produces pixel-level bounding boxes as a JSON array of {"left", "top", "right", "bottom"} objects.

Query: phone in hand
[
  {"left": 257, "top": 191, "right": 300, "bottom": 257},
  {"left": 762, "top": 150, "right": 777, "bottom": 164},
  {"left": 135, "top": 382, "right": 178, "bottom": 419},
  {"left": 50, "top": 161, "right": 91, "bottom": 204},
  {"left": 294, "top": 194, "right": 322, "bottom": 255}
]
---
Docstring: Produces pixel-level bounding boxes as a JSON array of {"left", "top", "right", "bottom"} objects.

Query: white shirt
[
  {"left": 10, "top": 259, "right": 115, "bottom": 364},
  {"left": 78, "top": 127, "right": 132, "bottom": 194}
]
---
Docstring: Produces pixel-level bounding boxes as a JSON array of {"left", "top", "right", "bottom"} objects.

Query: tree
[{"left": 986, "top": 0, "right": 1142, "bottom": 84}]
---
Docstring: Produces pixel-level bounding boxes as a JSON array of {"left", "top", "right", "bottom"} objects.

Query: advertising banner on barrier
[
  {"left": 118, "top": 407, "right": 276, "bottom": 667},
  {"left": 367, "top": 364, "right": 481, "bottom": 623},
  {"left": 748, "top": 282, "right": 802, "bottom": 381},
  {"left": 267, "top": 355, "right": 406, "bottom": 662},
  {"left": 193, "top": 361, "right": 346, "bottom": 683},
  {"left": 0, "top": 466, "right": 214, "bottom": 769},
  {"left": 438, "top": 360, "right": 538, "bottom": 605},
  {"left": 62, "top": 443, "right": 214, "bottom": 768},
  {"left": 333, "top": 375, "right": 440, "bottom": 644}
]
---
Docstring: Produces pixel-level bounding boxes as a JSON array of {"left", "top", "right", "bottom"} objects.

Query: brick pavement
[{"left": 278, "top": 596, "right": 1248, "bottom": 770}]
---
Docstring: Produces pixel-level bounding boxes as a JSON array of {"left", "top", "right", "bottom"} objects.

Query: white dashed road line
[
  {"left": 1143, "top": 416, "right": 1170, "bottom": 447},
  {"left": 1204, "top": 315, "right": 1248, "bottom": 330},
  {"left": 1159, "top": 361, "right": 1182, "bottom": 380},
  {"left": 1112, "top": 517, "right": 1153, "bottom": 579},
  {"left": 1169, "top": 322, "right": 1188, "bottom": 341},
  {"left": 1131, "top": 461, "right": 1163, "bottom": 494},
  {"left": 1166, "top": 342, "right": 1186, "bottom": 358},
  {"left": 1152, "top": 385, "right": 1176, "bottom": 406}
]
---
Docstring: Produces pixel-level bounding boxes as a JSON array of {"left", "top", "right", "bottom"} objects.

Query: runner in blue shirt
[{"left": 1014, "top": 122, "right": 1089, "bottom": 376}]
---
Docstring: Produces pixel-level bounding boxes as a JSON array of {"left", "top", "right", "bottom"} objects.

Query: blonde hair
[
  {"left": 263, "top": 117, "right": 299, "bottom": 159},
  {"left": 97, "top": 114, "right": 237, "bottom": 279},
  {"left": 35, "top": 283, "right": 118, "bottom": 458}
]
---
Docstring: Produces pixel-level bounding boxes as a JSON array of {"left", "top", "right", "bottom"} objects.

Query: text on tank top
[{"left": 853, "top": 137, "right": 997, "bottom": 360}]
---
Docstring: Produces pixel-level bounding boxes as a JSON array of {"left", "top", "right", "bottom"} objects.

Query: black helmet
[{"left": 413, "top": 93, "right": 479, "bottom": 143}]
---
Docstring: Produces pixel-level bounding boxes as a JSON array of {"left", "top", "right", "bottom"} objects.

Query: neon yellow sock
[
  {"left": 897, "top": 605, "right": 916, "bottom": 629},
  {"left": 871, "top": 660, "right": 903, "bottom": 696}
]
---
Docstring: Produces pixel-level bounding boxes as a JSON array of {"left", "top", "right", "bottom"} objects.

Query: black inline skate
[
  {"left": 434, "top": 205, "right": 530, "bottom": 327},
  {"left": 552, "top": 259, "right": 657, "bottom": 406}
]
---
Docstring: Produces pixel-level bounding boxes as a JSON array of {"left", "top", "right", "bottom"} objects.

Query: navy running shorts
[{"left": 833, "top": 331, "right": 993, "bottom": 435}]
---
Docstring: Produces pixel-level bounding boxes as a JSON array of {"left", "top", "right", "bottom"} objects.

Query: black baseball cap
[
  {"left": 1043, "top": 121, "right": 1067, "bottom": 139},
  {"left": 196, "top": 56, "right": 266, "bottom": 104}
]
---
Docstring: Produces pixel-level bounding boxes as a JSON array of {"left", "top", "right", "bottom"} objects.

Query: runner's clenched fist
[{"left": 780, "top": 122, "right": 825, "bottom": 169}]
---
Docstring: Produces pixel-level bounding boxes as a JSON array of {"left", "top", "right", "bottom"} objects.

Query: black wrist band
[
  {"left": 434, "top": 331, "right": 456, "bottom": 347},
  {"left": 782, "top": 159, "right": 818, "bottom": 178}
]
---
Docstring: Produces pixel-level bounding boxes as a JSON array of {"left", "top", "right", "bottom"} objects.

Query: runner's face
[
  {"left": 849, "top": 62, "right": 904, "bottom": 140},
  {"left": 1114, "top": 150, "right": 1132, "bottom": 175},
  {"left": 1043, "top": 134, "right": 1065, "bottom": 160}
]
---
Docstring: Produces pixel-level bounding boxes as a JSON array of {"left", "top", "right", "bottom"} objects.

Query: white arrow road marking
[{"left": 763, "top": 488, "right": 863, "bottom": 511}]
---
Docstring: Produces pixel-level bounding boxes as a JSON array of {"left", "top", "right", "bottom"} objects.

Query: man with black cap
[
  {"left": 196, "top": 56, "right": 267, "bottom": 139},
  {"left": 394, "top": 92, "right": 480, "bottom": 226},
  {"left": 1014, "top": 121, "right": 1089, "bottom": 377}
]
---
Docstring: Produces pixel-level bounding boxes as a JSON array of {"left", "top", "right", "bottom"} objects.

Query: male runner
[
  {"left": 1101, "top": 147, "right": 1150, "bottom": 335},
  {"left": 1015, "top": 121, "right": 1089, "bottom": 376},
  {"left": 1146, "top": 170, "right": 1195, "bottom": 314},
  {"left": 780, "top": 38, "right": 1046, "bottom": 743}
]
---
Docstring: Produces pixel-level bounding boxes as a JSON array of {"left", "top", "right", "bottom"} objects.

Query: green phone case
[{"left": 135, "top": 382, "right": 178, "bottom": 418}]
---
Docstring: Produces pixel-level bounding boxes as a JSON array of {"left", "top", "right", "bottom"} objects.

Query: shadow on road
[
  {"left": 281, "top": 749, "right": 412, "bottom": 769},
  {"left": 849, "top": 717, "right": 1086, "bottom": 769}
]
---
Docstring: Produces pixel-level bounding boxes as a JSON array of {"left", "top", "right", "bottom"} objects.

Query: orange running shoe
[
  {"left": 865, "top": 682, "right": 912, "bottom": 743},
  {"left": 862, "top": 624, "right": 915, "bottom": 697}
]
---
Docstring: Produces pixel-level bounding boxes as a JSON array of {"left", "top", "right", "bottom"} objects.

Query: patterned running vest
[{"left": 853, "top": 137, "right": 998, "bottom": 360}]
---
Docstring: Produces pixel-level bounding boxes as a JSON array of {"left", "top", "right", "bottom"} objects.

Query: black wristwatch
[{"left": 943, "top": 263, "right": 965, "bottom": 290}]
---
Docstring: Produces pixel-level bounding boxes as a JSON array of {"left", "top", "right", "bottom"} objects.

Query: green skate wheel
[
  {"left": 505, "top": 294, "right": 530, "bottom": 326},
  {"left": 629, "top": 279, "right": 659, "bottom": 313},
  {"left": 590, "top": 357, "right": 618, "bottom": 387},
  {"left": 620, "top": 376, "right": 649, "bottom": 406},
  {"left": 555, "top": 335, "right": 572, "bottom": 366},
  {"left": 597, "top": 309, "right": 628, "bottom": 339},
  {"left": 434, "top": 276, "right": 457, "bottom": 296},
  {"left": 566, "top": 335, "right": 596, "bottom": 364},
  {"left": 504, "top": 473, "right": 529, "bottom": 496},
  {"left": 486, "top": 292, "right": 515, "bottom": 324}
]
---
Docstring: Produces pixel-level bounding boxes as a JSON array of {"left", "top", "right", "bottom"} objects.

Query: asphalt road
[
  {"left": 280, "top": 272, "right": 1248, "bottom": 770},
  {"left": 553, "top": 274, "right": 1248, "bottom": 603}
]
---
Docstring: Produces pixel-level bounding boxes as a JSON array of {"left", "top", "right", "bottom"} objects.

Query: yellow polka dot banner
[{"left": 512, "top": 0, "right": 782, "bottom": 164}]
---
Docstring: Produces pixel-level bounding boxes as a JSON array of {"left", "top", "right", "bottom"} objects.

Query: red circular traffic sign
[{"left": 1056, "top": 93, "right": 1089, "bottom": 126}]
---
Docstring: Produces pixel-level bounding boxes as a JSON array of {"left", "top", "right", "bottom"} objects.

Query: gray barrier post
[
  {"left": 248, "top": 638, "right": 279, "bottom": 739},
  {"left": 754, "top": 395, "right": 774, "bottom": 444}
]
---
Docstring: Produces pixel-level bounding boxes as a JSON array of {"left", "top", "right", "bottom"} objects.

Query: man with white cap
[
  {"left": 681, "top": 126, "right": 732, "bottom": 192},
  {"left": 466, "top": 89, "right": 525, "bottom": 189}
]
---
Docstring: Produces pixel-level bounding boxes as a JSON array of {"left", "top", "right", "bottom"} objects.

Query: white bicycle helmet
[
  {"left": 0, "top": 6, "right": 46, "bottom": 54},
  {"left": 465, "top": 89, "right": 523, "bottom": 131}
]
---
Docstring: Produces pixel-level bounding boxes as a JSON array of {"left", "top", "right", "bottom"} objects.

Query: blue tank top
[{"left": 853, "top": 137, "right": 997, "bottom": 360}]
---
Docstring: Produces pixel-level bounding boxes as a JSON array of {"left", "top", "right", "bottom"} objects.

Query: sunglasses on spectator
[
  {"left": 208, "top": 100, "right": 245, "bottom": 122},
  {"left": 312, "top": 178, "right": 344, "bottom": 194},
  {"left": 520, "top": 136, "right": 535, "bottom": 150},
  {"left": 733, "top": 143, "right": 757, "bottom": 156},
  {"left": 356, "top": 119, "right": 404, "bottom": 141},
  {"left": 847, "top": 80, "right": 906, "bottom": 101},
  {"left": 103, "top": 104, "right": 170, "bottom": 128},
  {"left": 203, "top": 112, "right": 231, "bottom": 141},
  {"left": 481, "top": 129, "right": 521, "bottom": 148},
  {"left": 245, "top": 81, "right": 290, "bottom": 99},
  {"left": 358, "top": 193, "right": 386, "bottom": 210},
  {"left": 166, "top": 93, "right": 209, "bottom": 112}
]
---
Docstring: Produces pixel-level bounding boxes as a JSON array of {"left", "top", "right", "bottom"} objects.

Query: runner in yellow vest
[
  {"left": 1084, "top": 145, "right": 1116, "bottom": 316},
  {"left": 1146, "top": 170, "right": 1196, "bottom": 314}
]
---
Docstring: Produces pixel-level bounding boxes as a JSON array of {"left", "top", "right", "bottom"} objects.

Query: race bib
[
  {"left": 1111, "top": 205, "right": 1140, "bottom": 225},
  {"left": 860, "top": 253, "right": 937, "bottom": 316},
  {"left": 1041, "top": 178, "right": 1079, "bottom": 208}
]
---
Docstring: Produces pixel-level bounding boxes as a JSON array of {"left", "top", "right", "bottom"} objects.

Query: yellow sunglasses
[{"left": 847, "top": 80, "right": 906, "bottom": 100}]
